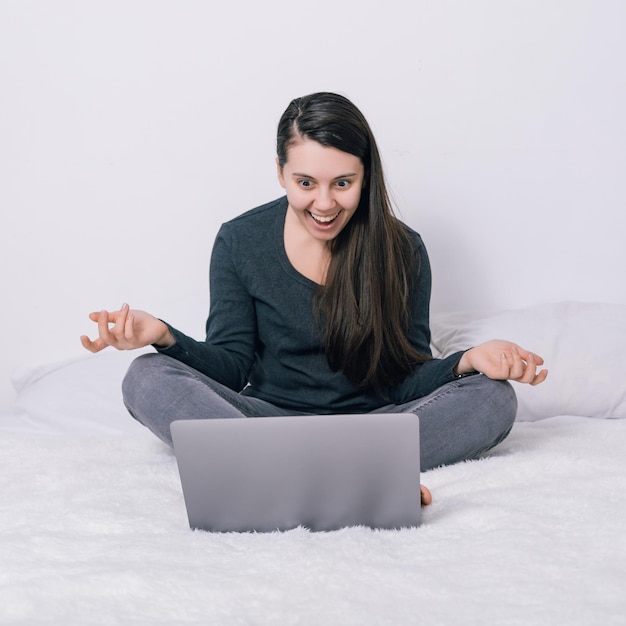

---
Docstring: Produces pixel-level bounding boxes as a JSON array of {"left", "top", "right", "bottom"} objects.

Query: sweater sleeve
[
  {"left": 154, "top": 228, "right": 256, "bottom": 391},
  {"left": 388, "top": 351, "right": 469, "bottom": 404}
]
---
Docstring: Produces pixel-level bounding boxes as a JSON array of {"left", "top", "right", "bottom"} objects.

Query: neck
[{"left": 283, "top": 206, "right": 331, "bottom": 284}]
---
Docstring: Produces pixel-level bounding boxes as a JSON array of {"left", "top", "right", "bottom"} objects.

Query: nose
[{"left": 313, "top": 187, "right": 336, "bottom": 211}]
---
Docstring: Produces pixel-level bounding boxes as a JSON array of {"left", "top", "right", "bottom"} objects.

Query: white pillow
[
  {"left": 7, "top": 288, "right": 211, "bottom": 434},
  {"left": 8, "top": 301, "right": 625, "bottom": 432},
  {"left": 430, "top": 301, "right": 626, "bottom": 421},
  {"left": 10, "top": 350, "right": 150, "bottom": 434}
]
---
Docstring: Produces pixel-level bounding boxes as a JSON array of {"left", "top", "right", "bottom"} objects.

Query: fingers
[
  {"left": 80, "top": 334, "right": 106, "bottom": 353},
  {"left": 82, "top": 304, "right": 132, "bottom": 352},
  {"left": 505, "top": 347, "right": 526, "bottom": 380},
  {"left": 115, "top": 303, "right": 129, "bottom": 338},
  {"left": 106, "top": 303, "right": 131, "bottom": 348},
  {"left": 124, "top": 308, "right": 135, "bottom": 341},
  {"left": 97, "top": 309, "right": 115, "bottom": 346},
  {"left": 507, "top": 347, "right": 548, "bottom": 386},
  {"left": 473, "top": 340, "right": 548, "bottom": 386},
  {"left": 530, "top": 368, "right": 549, "bottom": 386},
  {"left": 515, "top": 347, "right": 539, "bottom": 382}
]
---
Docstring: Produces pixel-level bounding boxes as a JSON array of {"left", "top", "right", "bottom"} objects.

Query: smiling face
[{"left": 277, "top": 138, "right": 365, "bottom": 244}]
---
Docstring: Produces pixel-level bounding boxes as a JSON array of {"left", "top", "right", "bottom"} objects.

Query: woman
[{"left": 81, "top": 92, "right": 547, "bottom": 502}]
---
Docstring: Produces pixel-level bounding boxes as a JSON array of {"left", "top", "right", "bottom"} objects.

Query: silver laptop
[{"left": 171, "top": 413, "right": 421, "bottom": 533}]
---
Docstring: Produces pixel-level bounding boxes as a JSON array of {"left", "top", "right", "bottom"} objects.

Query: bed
[{"left": 1, "top": 301, "right": 625, "bottom": 625}]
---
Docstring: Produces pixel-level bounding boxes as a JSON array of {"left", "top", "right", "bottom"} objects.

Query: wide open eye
[{"left": 298, "top": 179, "right": 314, "bottom": 188}]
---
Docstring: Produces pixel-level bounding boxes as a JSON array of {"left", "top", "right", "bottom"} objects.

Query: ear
[{"left": 276, "top": 157, "right": 286, "bottom": 189}]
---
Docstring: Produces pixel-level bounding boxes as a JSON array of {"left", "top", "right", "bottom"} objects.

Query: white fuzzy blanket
[{"left": 1, "top": 415, "right": 625, "bottom": 625}]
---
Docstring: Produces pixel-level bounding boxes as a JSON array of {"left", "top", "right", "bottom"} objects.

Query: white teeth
[{"left": 310, "top": 211, "right": 340, "bottom": 223}]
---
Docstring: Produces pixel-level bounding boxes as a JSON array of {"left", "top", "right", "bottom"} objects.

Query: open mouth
[{"left": 308, "top": 210, "right": 342, "bottom": 224}]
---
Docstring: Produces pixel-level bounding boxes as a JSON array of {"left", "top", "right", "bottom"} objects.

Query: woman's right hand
[{"left": 80, "top": 303, "right": 174, "bottom": 353}]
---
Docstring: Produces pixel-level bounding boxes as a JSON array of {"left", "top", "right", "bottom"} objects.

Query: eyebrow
[{"left": 291, "top": 172, "right": 359, "bottom": 180}]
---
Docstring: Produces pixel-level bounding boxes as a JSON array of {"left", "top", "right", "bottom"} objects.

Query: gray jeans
[{"left": 122, "top": 353, "right": 517, "bottom": 472}]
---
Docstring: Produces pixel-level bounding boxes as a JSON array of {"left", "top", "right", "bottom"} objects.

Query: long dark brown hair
[{"left": 277, "top": 92, "right": 430, "bottom": 394}]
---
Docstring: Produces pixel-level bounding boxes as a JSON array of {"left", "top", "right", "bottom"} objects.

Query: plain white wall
[{"left": 1, "top": 0, "right": 625, "bottom": 407}]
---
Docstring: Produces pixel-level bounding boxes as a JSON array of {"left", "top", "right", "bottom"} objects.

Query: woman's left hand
[{"left": 455, "top": 339, "right": 548, "bottom": 386}]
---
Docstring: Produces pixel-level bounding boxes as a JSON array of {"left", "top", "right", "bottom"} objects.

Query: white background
[{"left": 1, "top": 0, "right": 624, "bottom": 407}]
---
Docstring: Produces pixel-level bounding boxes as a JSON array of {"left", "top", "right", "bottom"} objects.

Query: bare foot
[{"left": 420, "top": 484, "right": 432, "bottom": 507}]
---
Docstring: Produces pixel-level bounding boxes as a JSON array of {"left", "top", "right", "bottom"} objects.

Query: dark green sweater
[{"left": 158, "top": 197, "right": 464, "bottom": 412}]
